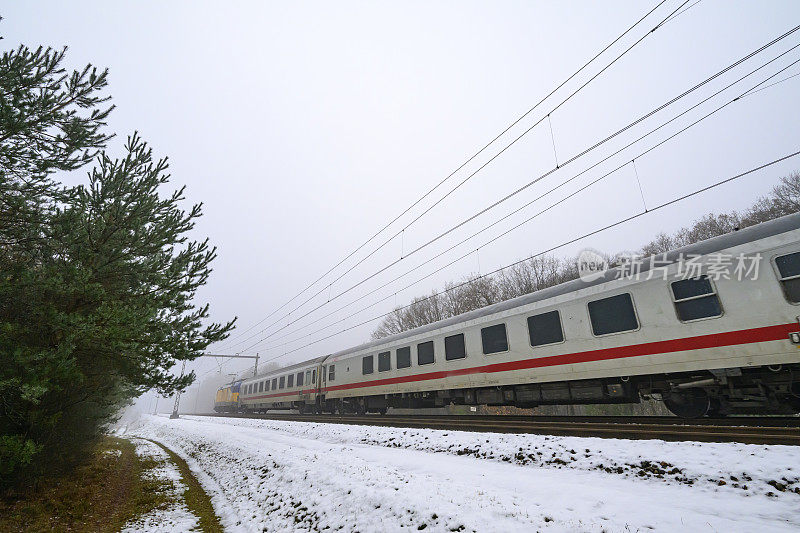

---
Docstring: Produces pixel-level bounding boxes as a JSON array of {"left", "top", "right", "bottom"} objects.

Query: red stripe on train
[{"left": 320, "top": 322, "right": 799, "bottom": 393}]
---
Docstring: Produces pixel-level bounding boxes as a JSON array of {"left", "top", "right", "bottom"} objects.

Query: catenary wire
[
  {"left": 247, "top": 56, "right": 800, "bottom": 355},
  {"left": 252, "top": 149, "right": 800, "bottom": 366},
  {"left": 244, "top": 45, "right": 800, "bottom": 352},
  {"left": 214, "top": 0, "right": 679, "bottom": 349},
  {"left": 225, "top": 25, "right": 800, "bottom": 352}
]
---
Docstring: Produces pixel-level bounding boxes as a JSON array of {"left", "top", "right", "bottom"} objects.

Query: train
[{"left": 215, "top": 212, "right": 800, "bottom": 418}]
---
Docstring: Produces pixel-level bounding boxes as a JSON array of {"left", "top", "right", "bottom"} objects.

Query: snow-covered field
[{"left": 124, "top": 414, "right": 800, "bottom": 532}]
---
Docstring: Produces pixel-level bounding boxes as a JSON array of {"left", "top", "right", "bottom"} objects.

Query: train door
[
  {"left": 299, "top": 368, "right": 310, "bottom": 402},
  {"left": 320, "top": 364, "right": 327, "bottom": 406}
]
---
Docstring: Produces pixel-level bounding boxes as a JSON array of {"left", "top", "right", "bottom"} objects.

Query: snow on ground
[
  {"left": 121, "top": 437, "right": 200, "bottom": 533},
  {"left": 126, "top": 414, "right": 800, "bottom": 532}
]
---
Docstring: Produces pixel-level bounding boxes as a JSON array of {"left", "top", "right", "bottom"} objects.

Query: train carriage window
[
  {"left": 259, "top": 381, "right": 264, "bottom": 393},
  {"left": 378, "top": 351, "right": 391, "bottom": 372},
  {"left": 279, "top": 376, "right": 285, "bottom": 389},
  {"left": 272, "top": 378, "right": 278, "bottom": 390},
  {"left": 444, "top": 333, "right": 466, "bottom": 360},
  {"left": 305, "top": 370, "right": 311, "bottom": 385},
  {"left": 481, "top": 324, "right": 508, "bottom": 354},
  {"left": 417, "top": 341, "right": 435, "bottom": 365},
  {"left": 297, "top": 372, "right": 304, "bottom": 387},
  {"left": 322, "top": 365, "right": 326, "bottom": 383},
  {"left": 329, "top": 365, "right": 335, "bottom": 381},
  {"left": 528, "top": 310, "right": 564, "bottom": 346},
  {"left": 396, "top": 346, "right": 411, "bottom": 369},
  {"left": 287, "top": 374, "right": 294, "bottom": 388},
  {"left": 775, "top": 252, "right": 800, "bottom": 303},
  {"left": 670, "top": 275, "right": 722, "bottom": 321},
  {"left": 588, "top": 293, "right": 639, "bottom": 336},
  {"left": 312, "top": 369, "right": 316, "bottom": 383},
  {"left": 362, "top": 355, "right": 374, "bottom": 375}
]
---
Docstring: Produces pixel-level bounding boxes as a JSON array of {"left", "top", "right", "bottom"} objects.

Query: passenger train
[{"left": 215, "top": 213, "right": 800, "bottom": 418}]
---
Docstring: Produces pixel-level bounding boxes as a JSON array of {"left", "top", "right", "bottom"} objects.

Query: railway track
[{"left": 192, "top": 412, "right": 800, "bottom": 445}]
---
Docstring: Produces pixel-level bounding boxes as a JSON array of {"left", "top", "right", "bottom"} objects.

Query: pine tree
[{"left": 1, "top": 33, "right": 234, "bottom": 489}]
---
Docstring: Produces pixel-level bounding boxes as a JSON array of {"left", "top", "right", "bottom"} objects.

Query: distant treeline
[{"left": 372, "top": 171, "right": 800, "bottom": 339}]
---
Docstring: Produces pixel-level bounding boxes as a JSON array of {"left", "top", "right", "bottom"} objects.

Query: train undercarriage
[{"left": 307, "top": 364, "right": 800, "bottom": 418}]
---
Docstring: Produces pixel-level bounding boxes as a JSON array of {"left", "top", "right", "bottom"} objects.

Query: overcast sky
[{"left": 5, "top": 1, "right": 800, "bottom": 396}]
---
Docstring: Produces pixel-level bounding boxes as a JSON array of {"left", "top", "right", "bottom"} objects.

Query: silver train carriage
[{"left": 238, "top": 213, "right": 800, "bottom": 418}]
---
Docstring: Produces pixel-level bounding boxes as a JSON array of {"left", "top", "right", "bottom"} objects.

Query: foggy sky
[{"left": 5, "top": 1, "right": 800, "bottom": 402}]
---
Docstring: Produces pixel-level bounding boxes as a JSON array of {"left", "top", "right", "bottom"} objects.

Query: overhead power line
[
  {"left": 252, "top": 149, "right": 800, "bottom": 366},
  {"left": 216, "top": 0, "right": 677, "bottom": 349},
  {"left": 225, "top": 25, "right": 800, "bottom": 352},
  {"left": 244, "top": 51, "right": 800, "bottom": 355}
]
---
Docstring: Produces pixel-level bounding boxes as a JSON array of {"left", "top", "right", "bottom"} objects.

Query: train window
[
  {"left": 417, "top": 341, "right": 435, "bottom": 365},
  {"left": 378, "top": 351, "right": 391, "bottom": 372},
  {"left": 312, "top": 369, "right": 316, "bottom": 383},
  {"left": 287, "top": 374, "right": 294, "bottom": 388},
  {"left": 588, "top": 293, "right": 639, "bottom": 336},
  {"left": 775, "top": 252, "right": 800, "bottom": 303},
  {"left": 396, "top": 346, "right": 411, "bottom": 369},
  {"left": 322, "top": 365, "right": 326, "bottom": 383},
  {"left": 362, "top": 355, "right": 374, "bottom": 374},
  {"left": 259, "top": 381, "right": 264, "bottom": 393},
  {"left": 445, "top": 333, "right": 466, "bottom": 360},
  {"left": 297, "top": 372, "right": 304, "bottom": 386},
  {"left": 481, "top": 323, "right": 508, "bottom": 354},
  {"left": 329, "top": 365, "right": 335, "bottom": 381},
  {"left": 279, "top": 376, "right": 285, "bottom": 389},
  {"left": 670, "top": 276, "right": 722, "bottom": 321},
  {"left": 266, "top": 380, "right": 271, "bottom": 391},
  {"left": 528, "top": 310, "right": 564, "bottom": 346},
  {"left": 272, "top": 378, "right": 278, "bottom": 390}
]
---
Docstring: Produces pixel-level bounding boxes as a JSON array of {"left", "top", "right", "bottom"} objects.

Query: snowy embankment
[
  {"left": 121, "top": 438, "right": 200, "bottom": 532},
  {"left": 126, "top": 414, "right": 800, "bottom": 532}
]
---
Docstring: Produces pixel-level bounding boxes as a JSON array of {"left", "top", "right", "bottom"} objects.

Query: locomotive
[{"left": 217, "top": 213, "right": 800, "bottom": 418}]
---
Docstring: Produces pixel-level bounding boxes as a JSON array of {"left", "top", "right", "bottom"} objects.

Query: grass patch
[
  {"left": 0, "top": 436, "right": 170, "bottom": 533},
  {"left": 141, "top": 438, "right": 224, "bottom": 533}
]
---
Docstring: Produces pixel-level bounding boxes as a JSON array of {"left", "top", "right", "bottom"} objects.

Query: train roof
[
  {"left": 325, "top": 211, "right": 800, "bottom": 361},
  {"left": 244, "top": 355, "right": 327, "bottom": 381}
]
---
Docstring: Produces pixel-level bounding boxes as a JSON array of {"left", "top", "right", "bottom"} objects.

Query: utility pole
[{"left": 165, "top": 353, "right": 259, "bottom": 421}]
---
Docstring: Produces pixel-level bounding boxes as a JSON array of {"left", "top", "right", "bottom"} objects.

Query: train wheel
[{"left": 663, "top": 388, "right": 711, "bottom": 418}]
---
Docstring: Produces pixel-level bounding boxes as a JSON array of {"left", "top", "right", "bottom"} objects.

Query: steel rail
[{"left": 191, "top": 412, "right": 800, "bottom": 445}]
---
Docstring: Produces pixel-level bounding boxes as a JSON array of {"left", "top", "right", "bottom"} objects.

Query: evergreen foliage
[{"left": 1, "top": 35, "right": 234, "bottom": 489}]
